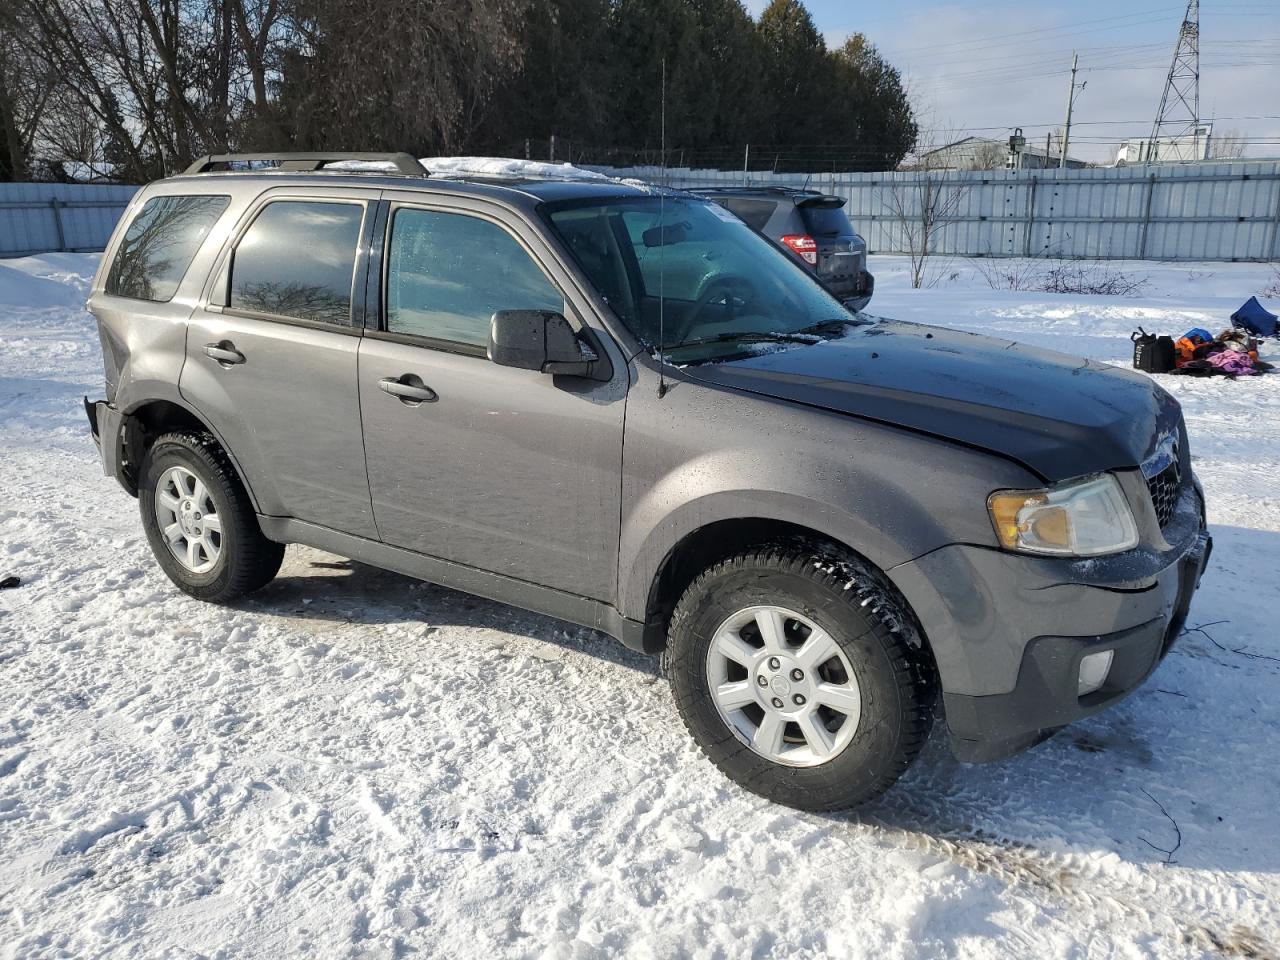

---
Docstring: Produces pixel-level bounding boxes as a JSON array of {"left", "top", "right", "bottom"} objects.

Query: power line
[{"left": 881, "top": 6, "right": 1183, "bottom": 56}]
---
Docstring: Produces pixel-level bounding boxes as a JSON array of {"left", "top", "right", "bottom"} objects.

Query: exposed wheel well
[
  {"left": 121, "top": 401, "right": 249, "bottom": 505},
  {"left": 645, "top": 518, "right": 938, "bottom": 677}
]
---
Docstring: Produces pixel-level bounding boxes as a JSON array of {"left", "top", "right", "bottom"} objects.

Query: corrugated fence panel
[
  {"left": 590, "top": 161, "right": 1280, "bottom": 262},
  {"left": 0, "top": 182, "right": 137, "bottom": 258},
  {"left": 8, "top": 168, "right": 1280, "bottom": 262}
]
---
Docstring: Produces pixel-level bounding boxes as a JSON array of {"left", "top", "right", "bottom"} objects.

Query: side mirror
[{"left": 488, "top": 309, "right": 598, "bottom": 377}]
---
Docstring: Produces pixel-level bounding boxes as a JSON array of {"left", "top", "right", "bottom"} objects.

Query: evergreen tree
[
  {"left": 829, "top": 34, "right": 917, "bottom": 171},
  {"left": 756, "top": 0, "right": 830, "bottom": 150}
]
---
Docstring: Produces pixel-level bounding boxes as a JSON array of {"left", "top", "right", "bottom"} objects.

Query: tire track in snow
[{"left": 813, "top": 809, "right": 1278, "bottom": 959}]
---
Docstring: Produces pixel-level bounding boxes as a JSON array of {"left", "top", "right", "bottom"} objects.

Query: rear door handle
[
  {"left": 204, "top": 342, "right": 245, "bottom": 365},
  {"left": 379, "top": 375, "right": 438, "bottom": 404}
]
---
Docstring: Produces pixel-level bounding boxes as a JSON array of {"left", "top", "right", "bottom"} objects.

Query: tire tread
[{"left": 667, "top": 542, "right": 935, "bottom": 811}]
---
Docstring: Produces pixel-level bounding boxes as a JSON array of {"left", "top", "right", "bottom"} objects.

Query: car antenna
[{"left": 657, "top": 56, "right": 669, "bottom": 400}]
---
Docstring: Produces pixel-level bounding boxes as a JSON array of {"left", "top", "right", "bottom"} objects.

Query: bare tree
[
  {"left": 884, "top": 112, "right": 966, "bottom": 289},
  {"left": 0, "top": 4, "right": 54, "bottom": 179}
]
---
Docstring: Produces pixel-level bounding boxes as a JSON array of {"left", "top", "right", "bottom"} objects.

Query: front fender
[{"left": 616, "top": 366, "right": 1040, "bottom": 623}]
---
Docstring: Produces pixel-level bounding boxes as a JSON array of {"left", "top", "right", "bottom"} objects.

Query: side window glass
[
  {"left": 105, "top": 195, "right": 229, "bottom": 302},
  {"left": 230, "top": 200, "right": 364, "bottom": 325},
  {"left": 723, "top": 198, "right": 775, "bottom": 232},
  {"left": 386, "top": 208, "right": 564, "bottom": 348}
]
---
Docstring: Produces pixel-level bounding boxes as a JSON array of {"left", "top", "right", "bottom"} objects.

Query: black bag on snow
[{"left": 1132, "top": 328, "right": 1175, "bottom": 373}]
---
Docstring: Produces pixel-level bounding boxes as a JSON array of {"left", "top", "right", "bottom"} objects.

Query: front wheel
[
  {"left": 667, "top": 546, "right": 934, "bottom": 811},
  {"left": 138, "top": 431, "right": 284, "bottom": 603}
]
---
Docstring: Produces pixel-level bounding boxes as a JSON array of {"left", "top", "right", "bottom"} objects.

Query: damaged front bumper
[
  {"left": 84, "top": 396, "right": 135, "bottom": 495},
  {"left": 890, "top": 475, "right": 1212, "bottom": 762}
]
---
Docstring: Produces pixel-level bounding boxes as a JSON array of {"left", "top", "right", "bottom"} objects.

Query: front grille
[{"left": 1146, "top": 461, "right": 1181, "bottom": 528}]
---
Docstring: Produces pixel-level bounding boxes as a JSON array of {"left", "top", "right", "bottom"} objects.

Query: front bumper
[{"left": 890, "top": 477, "right": 1211, "bottom": 762}]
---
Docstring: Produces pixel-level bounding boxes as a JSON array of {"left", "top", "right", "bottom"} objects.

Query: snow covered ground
[{"left": 2, "top": 252, "right": 1279, "bottom": 959}]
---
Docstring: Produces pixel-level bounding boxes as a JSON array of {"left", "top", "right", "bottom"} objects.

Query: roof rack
[{"left": 182, "top": 152, "right": 428, "bottom": 177}]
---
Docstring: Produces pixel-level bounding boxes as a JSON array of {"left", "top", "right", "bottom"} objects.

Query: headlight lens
[{"left": 987, "top": 474, "right": 1138, "bottom": 557}]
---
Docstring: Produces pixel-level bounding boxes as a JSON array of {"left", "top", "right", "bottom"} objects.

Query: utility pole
[
  {"left": 743, "top": 144, "right": 749, "bottom": 185},
  {"left": 1060, "top": 52, "right": 1082, "bottom": 169}
]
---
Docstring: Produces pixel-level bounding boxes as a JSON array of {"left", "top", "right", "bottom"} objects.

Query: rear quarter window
[
  {"left": 721, "top": 198, "right": 776, "bottom": 232},
  {"left": 105, "top": 195, "right": 230, "bottom": 302}
]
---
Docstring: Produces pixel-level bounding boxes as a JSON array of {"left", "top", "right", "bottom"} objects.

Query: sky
[{"left": 744, "top": 0, "right": 1280, "bottom": 163}]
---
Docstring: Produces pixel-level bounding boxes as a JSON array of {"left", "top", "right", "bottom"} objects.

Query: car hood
[{"left": 680, "top": 319, "right": 1181, "bottom": 481}]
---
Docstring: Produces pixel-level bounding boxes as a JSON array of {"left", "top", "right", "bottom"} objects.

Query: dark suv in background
[{"left": 692, "top": 186, "right": 874, "bottom": 311}]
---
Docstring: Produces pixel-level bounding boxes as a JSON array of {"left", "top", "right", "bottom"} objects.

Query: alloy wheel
[
  {"left": 154, "top": 465, "right": 222, "bottom": 574},
  {"left": 705, "top": 605, "right": 862, "bottom": 767}
]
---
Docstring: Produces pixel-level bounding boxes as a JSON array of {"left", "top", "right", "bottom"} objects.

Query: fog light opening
[{"left": 1078, "top": 650, "right": 1115, "bottom": 697}]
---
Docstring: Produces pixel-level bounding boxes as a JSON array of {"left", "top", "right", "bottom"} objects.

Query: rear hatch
[{"left": 798, "top": 197, "right": 866, "bottom": 297}]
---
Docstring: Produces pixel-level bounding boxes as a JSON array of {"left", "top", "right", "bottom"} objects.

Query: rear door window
[
  {"left": 229, "top": 200, "right": 365, "bottom": 325},
  {"left": 105, "top": 195, "right": 229, "bottom": 302},
  {"left": 385, "top": 208, "right": 564, "bottom": 349},
  {"left": 721, "top": 198, "right": 776, "bottom": 232}
]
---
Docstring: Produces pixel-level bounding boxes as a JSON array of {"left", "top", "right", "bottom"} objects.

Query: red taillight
[{"left": 780, "top": 234, "right": 818, "bottom": 266}]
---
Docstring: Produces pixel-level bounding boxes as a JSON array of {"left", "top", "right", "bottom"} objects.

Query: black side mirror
[{"left": 488, "top": 309, "right": 598, "bottom": 377}]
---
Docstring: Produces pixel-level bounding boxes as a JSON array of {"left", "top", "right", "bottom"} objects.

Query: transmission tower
[{"left": 1147, "top": 0, "right": 1200, "bottom": 162}]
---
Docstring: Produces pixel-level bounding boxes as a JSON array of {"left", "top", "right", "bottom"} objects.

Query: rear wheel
[
  {"left": 667, "top": 545, "right": 933, "bottom": 811},
  {"left": 138, "top": 432, "right": 284, "bottom": 603}
]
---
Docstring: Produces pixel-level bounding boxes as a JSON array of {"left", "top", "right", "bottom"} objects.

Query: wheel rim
[
  {"left": 705, "top": 605, "right": 861, "bottom": 768},
  {"left": 154, "top": 465, "right": 222, "bottom": 574}
]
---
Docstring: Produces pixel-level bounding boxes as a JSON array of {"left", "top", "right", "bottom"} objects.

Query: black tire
[
  {"left": 138, "top": 431, "right": 284, "bottom": 603},
  {"left": 668, "top": 545, "right": 934, "bottom": 811}
]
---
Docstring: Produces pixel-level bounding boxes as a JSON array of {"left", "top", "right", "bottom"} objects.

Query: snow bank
[{"left": 0, "top": 258, "right": 87, "bottom": 308}]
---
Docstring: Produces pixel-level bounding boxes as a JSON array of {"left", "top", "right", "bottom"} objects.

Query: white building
[{"left": 1116, "top": 123, "right": 1213, "bottom": 164}]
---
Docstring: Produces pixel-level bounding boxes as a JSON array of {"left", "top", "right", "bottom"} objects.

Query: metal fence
[
  {"left": 6, "top": 162, "right": 1280, "bottom": 262},
  {"left": 0, "top": 182, "right": 138, "bottom": 258},
  {"left": 589, "top": 161, "right": 1280, "bottom": 262}
]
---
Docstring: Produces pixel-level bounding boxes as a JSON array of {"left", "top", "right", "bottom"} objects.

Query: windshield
[{"left": 543, "top": 196, "right": 860, "bottom": 363}]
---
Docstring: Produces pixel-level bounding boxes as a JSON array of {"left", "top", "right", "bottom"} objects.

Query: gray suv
[
  {"left": 85, "top": 152, "right": 1211, "bottom": 811},
  {"left": 692, "top": 186, "right": 874, "bottom": 311}
]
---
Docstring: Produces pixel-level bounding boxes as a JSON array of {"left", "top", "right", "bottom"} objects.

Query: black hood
[{"left": 681, "top": 320, "right": 1182, "bottom": 481}]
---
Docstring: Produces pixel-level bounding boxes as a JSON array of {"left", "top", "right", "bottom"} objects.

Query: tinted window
[
  {"left": 722, "top": 198, "right": 775, "bottom": 232},
  {"left": 105, "top": 195, "right": 229, "bottom": 302},
  {"left": 230, "top": 201, "right": 364, "bottom": 325},
  {"left": 800, "top": 203, "right": 855, "bottom": 237},
  {"left": 386, "top": 209, "right": 564, "bottom": 347}
]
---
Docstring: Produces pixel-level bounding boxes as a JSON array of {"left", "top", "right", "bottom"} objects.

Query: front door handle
[
  {"left": 204, "top": 341, "right": 245, "bottom": 365},
  {"left": 379, "top": 375, "right": 438, "bottom": 404}
]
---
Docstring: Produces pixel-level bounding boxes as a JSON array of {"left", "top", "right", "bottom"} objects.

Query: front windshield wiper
[
  {"left": 795, "top": 317, "right": 870, "bottom": 336},
  {"left": 662, "top": 331, "right": 819, "bottom": 351}
]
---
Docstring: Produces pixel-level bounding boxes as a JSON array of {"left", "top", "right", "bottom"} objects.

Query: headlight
[{"left": 987, "top": 474, "right": 1138, "bottom": 557}]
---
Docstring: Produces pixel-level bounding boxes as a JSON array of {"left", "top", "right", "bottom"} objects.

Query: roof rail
[{"left": 183, "top": 152, "right": 428, "bottom": 177}]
